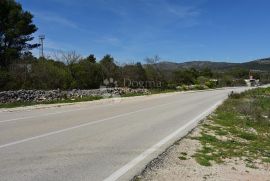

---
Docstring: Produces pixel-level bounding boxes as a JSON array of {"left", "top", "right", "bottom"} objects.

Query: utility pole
[{"left": 39, "top": 35, "right": 45, "bottom": 58}]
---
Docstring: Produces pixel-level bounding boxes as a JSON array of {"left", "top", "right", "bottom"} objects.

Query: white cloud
[
  {"left": 166, "top": 6, "right": 200, "bottom": 19},
  {"left": 34, "top": 12, "right": 78, "bottom": 29},
  {"left": 140, "top": 0, "right": 201, "bottom": 19},
  {"left": 95, "top": 36, "right": 121, "bottom": 46}
]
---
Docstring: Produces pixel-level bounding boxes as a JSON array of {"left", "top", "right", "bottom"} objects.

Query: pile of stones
[{"left": 0, "top": 88, "right": 151, "bottom": 104}]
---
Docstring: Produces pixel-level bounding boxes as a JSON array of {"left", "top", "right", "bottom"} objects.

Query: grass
[
  {"left": 193, "top": 87, "right": 270, "bottom": 167},
  {"left": 0, "top": 96, "right": 103, "bottom": 108}
]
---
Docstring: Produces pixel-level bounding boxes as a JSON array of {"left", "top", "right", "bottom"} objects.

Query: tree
[
  {"left": 86, "top": 54, "right": 96, "bottom": 63},
  {"left": 26, "top": 60, "right": 73, "bottom": 89},
  {"left": 197, "top": 76, "right": 208, "bottom": 85},
  {"left": 0, "top": 68, "right": 10, "bottom": 90},
  {"left": 121, "top": 62, "right": 147, "bottom": 87},
  {"left": 173, "top": 69, "right": 197, "bottom": 85},
  {"left": 135, "top": 62, "right": 147, "bottom": 81},
  {"left": 218, "top": 75, "right": 233, "bottom": 87},
  {"left": 200, "top": 68, "right": 213, "bottom": 78},
  {"left": 100, "top": 54, "right": 119, "bottom": 79},
  {"left": 61, "top": 51, "right": 81, "bottom": 65},
  {"left": 0, "top": 0, "right": 39, "bottom": 68},
  {"left": 70, "top": 61, "right": 103, "bottom": 89},
  {"left": 145, "top": 55, "right": 160, "bottom": 64},
  {"left": 144, "top": 55, "right": 165, "bottom": 84},
  {"left": 122, "top": 62, "right": 146, "bottom": 81},
  {"left": 228, "top": 68, "right": 249, "bottom": 79}
]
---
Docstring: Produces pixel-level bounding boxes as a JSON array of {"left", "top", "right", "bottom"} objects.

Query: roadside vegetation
[{"left": 193, "top": 87, "right": 270, "bottom": 168}]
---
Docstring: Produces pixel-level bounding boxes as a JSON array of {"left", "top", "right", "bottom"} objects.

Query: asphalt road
[{"left": 0, "top": 87, "right": 250, "bottom": 181}]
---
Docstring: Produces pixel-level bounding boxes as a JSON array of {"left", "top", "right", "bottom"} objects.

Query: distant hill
[
  {"left": 155, "top": 58, "right": 270, "bottom": 72},
  {"left": 240, "top": 58, "right": 270, "bottom": 71}
]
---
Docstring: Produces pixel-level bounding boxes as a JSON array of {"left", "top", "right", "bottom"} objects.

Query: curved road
[{"left": 0, "top": 87, "right": 249, "bottom": 181}]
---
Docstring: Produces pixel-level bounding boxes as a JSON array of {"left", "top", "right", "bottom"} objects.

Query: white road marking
[
  {"left": 0, "top": 88, "right": 230, "bottom": 124},
  {"left": 0, "top": 107, "right": 93, "bottom": 123},
  {"left": 103, "top": 100, "right": 223, "bottom": 181},
  {"left": 0, "top": 96, "right": 173, "bottom": 124},
  {"left": 0, "top": 101, "right": 176, "bottom": 149}
]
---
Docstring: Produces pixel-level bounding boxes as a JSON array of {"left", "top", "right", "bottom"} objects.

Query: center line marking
[
  {"left": 0, "top": 101, "right": 175, "bottom": 149},
  {"left": 0, "top": 89, "right": 228, "bottom": 124}
]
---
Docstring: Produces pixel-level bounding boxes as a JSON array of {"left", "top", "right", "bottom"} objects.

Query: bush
[
  {"left": 29, "top": 60, "right": 73, "bottom": 89},
  {"left": 70, "top": 61, "right": 103, "bottom": 89},
  {"left": 166, "top": 83, "right": 177, "bottom": 89},
  {"left": 205, "top": 81, "right": 216, "bottom": 88}
]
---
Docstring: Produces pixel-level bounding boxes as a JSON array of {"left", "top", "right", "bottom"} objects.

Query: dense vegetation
[
  {"left": 1, "top": 0, "right": 269, "bottom": 91},
  {"left": 2, "top": 53, "right": 269, "bottom": 91}
]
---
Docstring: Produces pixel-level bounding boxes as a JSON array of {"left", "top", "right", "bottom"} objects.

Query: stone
[{"left": 0, "top": 88, "right": 151, "bottom": 104}]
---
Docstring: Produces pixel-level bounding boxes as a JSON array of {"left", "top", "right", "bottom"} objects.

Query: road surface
[{"left": 0, "top": 87, "right": 249, "bottom": 181}]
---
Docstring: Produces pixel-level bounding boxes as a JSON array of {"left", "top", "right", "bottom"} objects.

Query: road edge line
[{"left": 103, "top": 100, "right": 224, "bottom": 181}]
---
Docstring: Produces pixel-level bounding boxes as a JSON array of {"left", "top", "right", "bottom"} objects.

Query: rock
[{"left": 0, "top": 88, "right": 151, "bottom": 104}]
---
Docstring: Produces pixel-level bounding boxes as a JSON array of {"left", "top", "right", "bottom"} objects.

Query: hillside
[{"left": 156, "top": 58, "right": 270, "bottom": 72}]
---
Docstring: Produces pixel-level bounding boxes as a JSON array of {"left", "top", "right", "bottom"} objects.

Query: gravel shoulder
[
  {"left": 136, "top": 87, "right": 270, "bottom": 181},
  {"left": 135, "top": 120, "right": 270, "bottom": 181}
]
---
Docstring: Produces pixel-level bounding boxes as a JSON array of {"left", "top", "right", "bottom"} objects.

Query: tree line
[
  {"left": 2, "top": 51, "right": 265, "bottom": 90},
  {"left": 1, "top": 0, "right": 269, "bottom": 91}
]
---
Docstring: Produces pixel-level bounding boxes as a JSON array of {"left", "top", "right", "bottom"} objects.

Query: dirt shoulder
[
  {"left": 135, "top": 87, "right": 270, "bottom": 181},
  {"left": 136, "top": 122, "right": 270, "bottom": 181}
]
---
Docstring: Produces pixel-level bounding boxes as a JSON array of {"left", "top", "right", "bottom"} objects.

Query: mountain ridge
[{"left": 156, "top": 57, "right": 270, "bottom": 71}]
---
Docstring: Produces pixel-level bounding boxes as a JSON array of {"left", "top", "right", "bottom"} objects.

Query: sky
[{"left": 18, "top": 0, "right": 270, "bottom": 63}]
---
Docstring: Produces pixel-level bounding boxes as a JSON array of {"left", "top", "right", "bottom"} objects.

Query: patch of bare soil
[{"left": 136, "top": 122, "right": 270, "bottom": 181}]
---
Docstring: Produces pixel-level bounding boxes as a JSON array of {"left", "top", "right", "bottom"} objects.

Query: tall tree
[
  {"left": 122, "top": 62, "right": 146, "bottom": 81},
  {"left": 100, "top": 54, "right": 119, "bottom": 79},
  {"left": 86, "top": 54, "right": 96, "bottom": 63},
  {"left": 0, "top": 0, "right": 38, "bottom": 68},
  {"left": 70, "top": 61, "right": 103, "bottom": 89}
]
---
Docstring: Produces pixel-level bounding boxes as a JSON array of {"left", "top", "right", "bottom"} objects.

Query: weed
[
  {"left": 178, "top": 156, "right": 187, "bottom": 160},
  {"left": 193, "top": 87, "right": 270, "bottom": 167}
]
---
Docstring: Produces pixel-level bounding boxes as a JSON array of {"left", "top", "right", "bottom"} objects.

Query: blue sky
[{"left": 18, "top": 0, "right": 270, "bottom": 63}]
